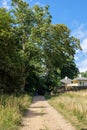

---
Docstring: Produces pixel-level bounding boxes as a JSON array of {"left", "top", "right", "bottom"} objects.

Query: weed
[
  {"left": 48, "top": 90, "right": 87, "bottom": 130},
  {"left": 0, "top": 94, "right": 32, "bottom": 130}
]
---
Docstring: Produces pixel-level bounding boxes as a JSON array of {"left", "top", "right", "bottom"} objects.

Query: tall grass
[
  {"left": 47, "top": 90, "right": 87, "bottom": 130},
  {"left": 0, "top": 94, "right": 32, "bottom": 130}
]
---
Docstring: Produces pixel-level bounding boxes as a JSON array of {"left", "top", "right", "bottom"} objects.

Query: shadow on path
[{"left": 23, "top": 109, "right": 47, "bottom": 118}]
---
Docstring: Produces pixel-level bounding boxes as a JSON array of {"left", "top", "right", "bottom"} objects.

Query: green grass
[
  {"left": 47, "top": 90, "right": 87, "bottom": 130},
  {"left": 0, "top": 93, "right": 32, "bottom": 130}
]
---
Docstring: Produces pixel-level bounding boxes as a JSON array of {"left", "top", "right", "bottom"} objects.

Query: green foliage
[
  {"left": 61, "top": 59, "right": 79, "bottom": 79},
  {"left": 0, "top": 94, "right": 32, "bottom": 130},
  {"left": 43, "top": 24, "right": 81, "bottom": 70},
  {"left": 80, "top": 71, "right": 87, "bottom": 77},
  {"left": 0, "top": 8, "right": 23, "bottom": 92},
  {"left": 0, "top": 0, "right": 81, "bottom": 94}
]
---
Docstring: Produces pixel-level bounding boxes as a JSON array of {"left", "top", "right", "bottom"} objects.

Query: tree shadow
[
  {"left": 30, "top": 106, "right": 47, "bottom": 108},
  {"left": 81, "top": 128, "right": 87, "bottom": 130},
  {"left": 32, "top": 96, "right": 46, "bottom": 104},
  {"left": 23, "top": 108, "right": 47, "bottom": 118}
]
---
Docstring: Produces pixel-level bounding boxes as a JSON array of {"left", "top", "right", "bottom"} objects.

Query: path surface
[{"left": 21, "top": 96, "right": 76, "bottom": 130}]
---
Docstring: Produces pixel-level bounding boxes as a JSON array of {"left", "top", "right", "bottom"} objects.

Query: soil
[{"left": 20, "top": 96, "right": 76, "bottom": 130}]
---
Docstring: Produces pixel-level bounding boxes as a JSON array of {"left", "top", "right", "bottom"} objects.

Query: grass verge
[
  {"left": 0, "top": 93, "right": 32, "bottom": 130},
  {"left": 46, "top": 90, "right": 87, "bottom": 130}
]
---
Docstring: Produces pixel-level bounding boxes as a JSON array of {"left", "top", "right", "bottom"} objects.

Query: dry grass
[
  {"left": 0, "top": 94, "right": 32, "bottom": 130},
  {"left": 47, "top": 90, "right": 87, "bottom": 130}
]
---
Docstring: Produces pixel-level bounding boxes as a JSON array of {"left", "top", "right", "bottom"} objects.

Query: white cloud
[
  {"left": 81, "top": 38, "right": 87, "bottom": 53},
  {"left": 77, "top": 59, "right": 87, "bottom": 72},
  {"left": 2, "top": 0, "right": 10, "bottom": 9},
  {"left": 72, "top": 23, "right": 87, "bottom": 72},
  {"left": 35, "top": 2, "right": 44, "bottom": 6},
  {"left": 72, "top": 23, "right": 87, "bottom": 39},
  {"left": 74, "top": 55, "right": 79, "bottom": 61},
  {"left": 72, "top": 23, "right": 87, "bottom": 53}
]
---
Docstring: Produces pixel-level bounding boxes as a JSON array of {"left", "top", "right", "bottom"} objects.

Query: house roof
[
  {"left": 60, "top": 76, "right": 72, "bottom": 84},
  {"left": 73, "top": 77, "right": 87, "bottom": 81}
]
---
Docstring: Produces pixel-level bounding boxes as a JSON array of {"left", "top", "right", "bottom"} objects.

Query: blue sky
[{"left": 0, "top": 0, "right": 87, "bottom": 72}]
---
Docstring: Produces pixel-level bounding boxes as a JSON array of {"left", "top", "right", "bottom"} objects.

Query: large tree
[
  {"left": 11, "top": 0, "right": 52, "bottom": 92},
  {"left": 0, "top": 0, "right": 81, "bottom": 93},
  {"left": 42, "top": 24, "right": 81, "bottom": 87}
]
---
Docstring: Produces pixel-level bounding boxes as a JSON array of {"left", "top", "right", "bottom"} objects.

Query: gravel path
[{"left": 21, "top": 96, "right": 76, "bottom": 130}]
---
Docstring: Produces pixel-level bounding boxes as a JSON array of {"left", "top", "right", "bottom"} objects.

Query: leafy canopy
[{"left": 0, "top": 0, "right": 81, "bottom": 93}]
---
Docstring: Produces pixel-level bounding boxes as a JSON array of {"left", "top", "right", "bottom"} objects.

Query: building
[
  {"left": 60, "top": 75, "right": 87, "bottom": 87},
  {"left": 60, "top": 76, "right": 72, "bottom": 86},
  {"left": 73, "top": 75, "right": 87, "bottom": 86}
]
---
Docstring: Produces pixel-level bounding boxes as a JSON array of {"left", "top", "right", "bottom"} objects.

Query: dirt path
[{"left": 21, "top": 96, "right": 76, "bottom": 130}]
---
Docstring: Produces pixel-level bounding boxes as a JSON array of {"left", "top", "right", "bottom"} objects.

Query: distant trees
[
  {"left": 80, "top": 71, "right": 87, "bottom": 78},
  {"left": 0, "top": 0, "right": 81, "bottom": 93}
]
